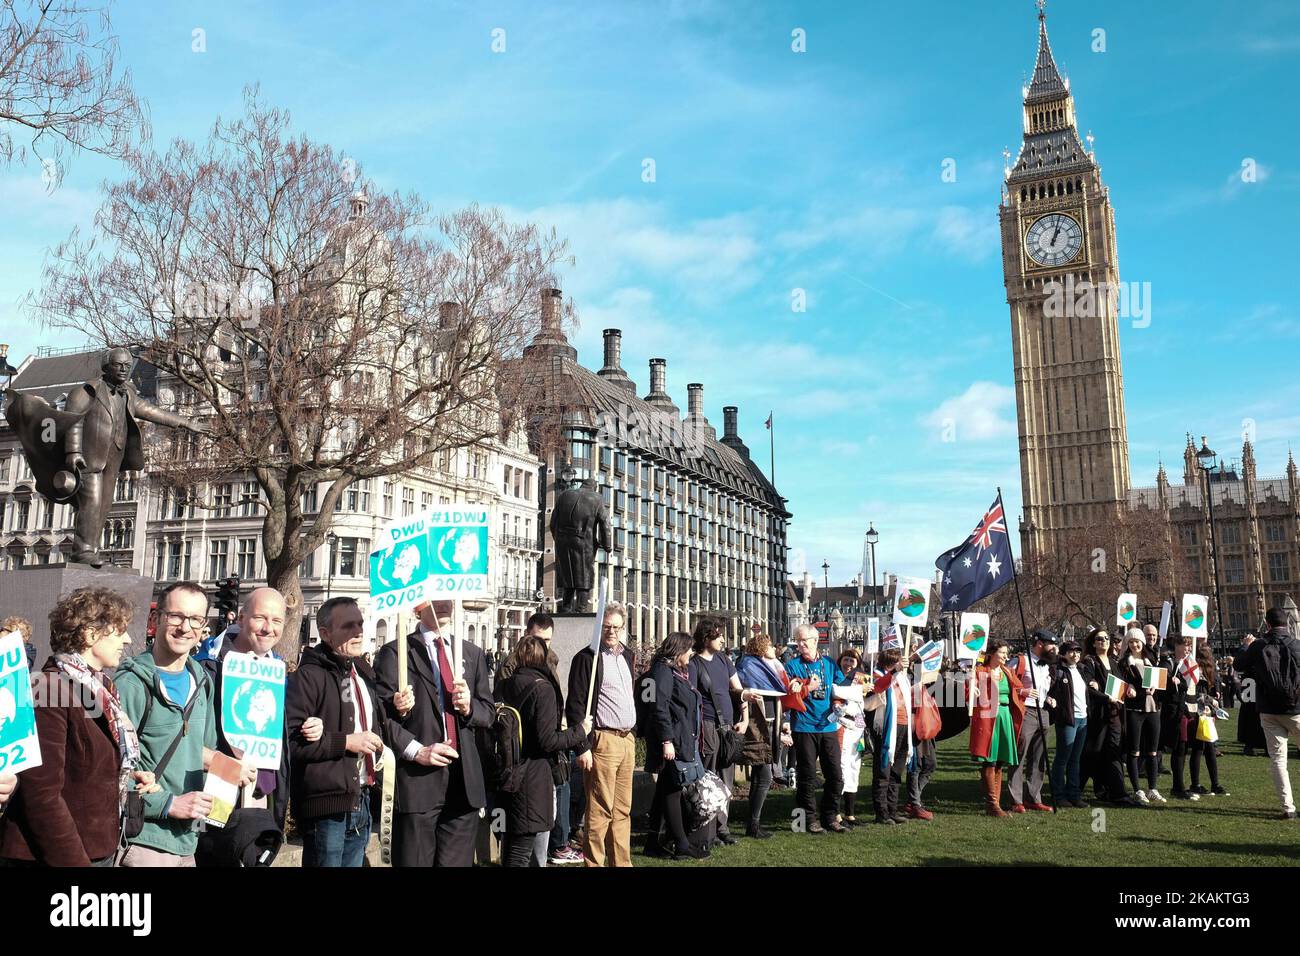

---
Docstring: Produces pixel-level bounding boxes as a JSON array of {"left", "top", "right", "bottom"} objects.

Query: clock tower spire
[{"left": 1001, "top": 2, "right": 1131, "bottom": 560}]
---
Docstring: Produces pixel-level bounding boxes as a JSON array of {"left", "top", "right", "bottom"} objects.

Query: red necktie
[
  {"left": 435, "top": 638, "right": 459, "bottom": 751},
  {"left": 350, "top": 666, "right": 376, "bottom": 786}
]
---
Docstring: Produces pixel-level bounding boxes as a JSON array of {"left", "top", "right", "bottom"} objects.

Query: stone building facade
[{"left": 520, "top": 289, "right": 791, "bottom": 647}]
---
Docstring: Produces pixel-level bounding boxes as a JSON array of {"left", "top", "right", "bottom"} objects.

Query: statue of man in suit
[
  {"left": 549, "top": 476, "right": 612, "bottom": 613},
  {"left": 5, "top": 347, "right": 208, "bottom": 567}
]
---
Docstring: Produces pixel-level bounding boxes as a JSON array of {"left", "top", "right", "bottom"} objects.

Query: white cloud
[
  {"left": 930, "top": 205, "right": 998, "bottom": 262},
  {"left": 923, "top": 382, "right": 1017, "bottom": 442}
]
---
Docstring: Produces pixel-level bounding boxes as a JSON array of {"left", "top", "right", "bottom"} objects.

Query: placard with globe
[
  {"left": 891, "top": 575, "right": 932, "bottom": 628},
  {"left": 1181, "top": 593, "right": 1209, "bottom": 641},
  {"left": 957, "top": 612, "right": 989, "bottom": 660},
  {"left": 221, "top": 651, "right": 286, "bottom": 770},
  {"left": 0, "top": 630, "right": 42, "bottom": 775},
  {"left": 371, "top": 507, "right": 490, "bottom": 612}
]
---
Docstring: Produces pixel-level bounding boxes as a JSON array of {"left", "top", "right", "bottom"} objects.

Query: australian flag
[{"left": 935, "top": 494, "right": 1015, "bottom": 612}]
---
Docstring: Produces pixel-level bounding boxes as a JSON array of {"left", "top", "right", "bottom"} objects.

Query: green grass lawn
[{"left": 637, "top": 713, "right": 1300, "bottom": 867}]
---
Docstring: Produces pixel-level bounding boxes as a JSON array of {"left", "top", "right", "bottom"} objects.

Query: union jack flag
[{"left": 970, "top": 502, "right": 1007, "bottom": 554}]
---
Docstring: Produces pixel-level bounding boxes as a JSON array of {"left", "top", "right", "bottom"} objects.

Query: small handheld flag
[
  {"left": 1105, "top": 673, "right": 1128, "bottom": 702},
  {"left": 1178, "top": 657, "right": 1201, "bottom": 685},
  {"left": 1142, "top": 666, "right": 1168, "bottom": 691}
]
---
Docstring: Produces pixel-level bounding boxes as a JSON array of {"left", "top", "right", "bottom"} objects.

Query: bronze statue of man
[
  {"left": 549, "top": 476, "right": 611, "bottom": 613},
  {"left": 5, "top": 347, "right": 207, "bottom": 567}
]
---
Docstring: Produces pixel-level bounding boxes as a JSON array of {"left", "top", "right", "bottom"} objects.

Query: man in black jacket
[
  {"left": 373, "top": 600, "right": 494, "bottom": 866},
  {"left": 195, "top": 586, "right": 292, "bottom": 867},
  {"left": 287, "top": 597, "right": 418, "bottom": 867},
  {"left": 566, "top": 602, "right": 637, "bottom": 867},
  {"left": 1239, "top": 607, "right": 1300, "bottom": 819}
]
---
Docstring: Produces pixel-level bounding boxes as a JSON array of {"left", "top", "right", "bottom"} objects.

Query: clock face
[{"left": 1024, "top": 213, "right": 1083, "bottom": 267}]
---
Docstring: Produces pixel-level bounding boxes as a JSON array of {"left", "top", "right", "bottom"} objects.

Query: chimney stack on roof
[
  {"left": 524, "top": 287, "right": 577, "bottom": 361},
  {"left": 596, "top": 328, "right": 637, "bottom": 396},
  {"left": 720, "top": 405, "right": 750, "bottom": 459},
  {"left": 645, "top": 358, "right": 679, "bottom": 415}
]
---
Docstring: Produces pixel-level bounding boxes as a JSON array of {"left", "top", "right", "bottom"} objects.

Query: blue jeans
[
  {"left": 1052, "top": 719, "right": 1088, "bottom": 801},
  {"left": 301, "top": 788, "right": 372, "bottom": 868}
]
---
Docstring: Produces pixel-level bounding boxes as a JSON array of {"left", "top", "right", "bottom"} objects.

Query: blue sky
[{"left": 2, "top": 0, "right": 1297, "bottom": 586}]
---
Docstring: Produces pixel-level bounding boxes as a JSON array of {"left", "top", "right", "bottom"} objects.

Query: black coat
[
  {"left": 1079, "top": 655, "right": 1120, "bottom": 752},
  {"left": 643, "top": 660, "right": 701, "bottom": 775},
  {"left": 1048, "top": 662, "right": 1106, "bottom": 729},
  {"left": 1239, "top": 627, "right": 1300, "bottom": 716},
  {"left": 1115, "top": 655, "right": 1168, "bottom": 713},
  {"left": 372, "top": 631, "right": 495, "bottom": 813},
  {"left": 286, "top": 645, "right": 415, "bottom": 821},
  {"left": 497, "top": 665, "right": 587, "bottom": 835},
  {"left": 565, "top": 643, "right": 637, "bottom": 754}
]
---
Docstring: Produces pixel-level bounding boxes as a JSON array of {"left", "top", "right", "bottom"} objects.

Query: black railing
[
  {"left": 498, "top": 534, "right": 541, "bottom": 551},
  {"left": 497, "top": 587, "right": 537, "bottom": 604}
]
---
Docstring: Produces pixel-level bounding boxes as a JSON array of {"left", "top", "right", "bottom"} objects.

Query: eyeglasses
[{"left": 164, "top": 612, "right": 207, "bottom": 631}]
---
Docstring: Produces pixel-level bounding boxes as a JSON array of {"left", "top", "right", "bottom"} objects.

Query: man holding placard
[
  {"left": 195, "top": 587, "right": 291, "bottom": 866},
  {"left": 374, "top": 599, "right": 494, "bottom": 867}
]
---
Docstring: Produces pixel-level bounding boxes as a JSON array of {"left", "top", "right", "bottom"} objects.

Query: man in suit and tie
[
  {"left": 62, "top": 347, "right": 207, "bottom": 566},
  {"left": 374, "top": 599, "right": 494, "bottom": 866}
]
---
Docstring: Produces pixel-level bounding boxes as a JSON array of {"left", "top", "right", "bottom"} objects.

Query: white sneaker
[
  {"left": 1134, "top": 789, "right": 1151, "bottom": 805},
  {"left": 1147, "top": 789, "right": 1167, "bottom": 804}
]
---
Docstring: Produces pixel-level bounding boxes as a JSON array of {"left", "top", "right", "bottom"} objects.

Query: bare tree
[
  {"left": 0, "top": 0, "right": 146, "bottom": 176},
  {"left": 31, "top": 88, "right": 572, "bottom": 654},
  {"left": 1006, "top": 505, "right": 1198, "bottom": 635}
]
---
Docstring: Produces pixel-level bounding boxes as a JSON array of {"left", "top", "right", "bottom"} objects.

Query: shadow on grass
[{"left": 1115, "top": 835, "right": 1300, "bottom": 859}]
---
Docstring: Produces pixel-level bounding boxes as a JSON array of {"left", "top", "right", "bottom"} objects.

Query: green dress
[{"left": 975, "top": 670, "right": 1020, "bottom": 767}]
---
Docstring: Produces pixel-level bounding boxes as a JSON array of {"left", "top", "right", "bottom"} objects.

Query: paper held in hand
[{"left": 202, "top": 751, "right": 244, "bottom": 828}]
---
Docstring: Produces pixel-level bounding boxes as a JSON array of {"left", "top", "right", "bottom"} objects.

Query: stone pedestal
[
  {"left": 0, "top": 563, "right": 156, "bottom": 664},
  {"left": 550, "top": 613, "right": 598, "bottom": 696}
]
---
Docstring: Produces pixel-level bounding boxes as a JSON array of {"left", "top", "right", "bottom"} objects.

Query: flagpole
[
  {"left": 997, "top": 487, "right": 1031, "bottom": 644},
  {"left": 768, "top": 411, "right": 776, "bottom": 488}
]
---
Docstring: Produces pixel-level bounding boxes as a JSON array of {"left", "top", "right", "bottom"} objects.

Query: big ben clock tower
[{"left": 1002, "top": 2, "right": 1131, "bottom": 559}]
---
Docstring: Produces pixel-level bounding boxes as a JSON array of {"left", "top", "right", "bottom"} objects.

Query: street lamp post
[
  {"left": 822, "top": 559, "right": 830, "bottom": 594},
  {"left": 1196, "top": 437, "right": 1228, "bottom": 653},
  {"left": 326, "top": 531, "right": 338, "bottom": 602},
  {"left": 865, "top": 524, "right": 879, "bottom": 612}
]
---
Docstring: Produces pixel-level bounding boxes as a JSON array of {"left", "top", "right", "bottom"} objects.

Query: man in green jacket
[{"left": 116, "top": 581, "right": 248, "bottom": 866}]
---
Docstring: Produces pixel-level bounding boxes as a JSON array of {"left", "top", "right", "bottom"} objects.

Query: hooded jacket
[{"left": 114, "top": 651, "right": 217, "bottom": 857}]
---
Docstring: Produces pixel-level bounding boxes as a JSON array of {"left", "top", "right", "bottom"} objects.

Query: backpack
[
  {"left": 486, "top": 701, "right": 527, "bottom": 793},
  {"left": 1255, "top": 637, "right": 1300, "bottom": 712}
]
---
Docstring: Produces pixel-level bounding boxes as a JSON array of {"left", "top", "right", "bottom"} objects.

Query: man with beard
[{"left": 1007, "top": 629, "right": 1059, "bottom": 813}]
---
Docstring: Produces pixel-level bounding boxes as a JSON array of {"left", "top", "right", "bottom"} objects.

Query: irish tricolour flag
[{"left": 1105, "top": 673, "right": 1128, "bottom": 702}]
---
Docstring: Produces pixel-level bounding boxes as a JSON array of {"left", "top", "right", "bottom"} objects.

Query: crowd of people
[{"left": 1, "top": 585, "right": 1299, "bottom": 869}]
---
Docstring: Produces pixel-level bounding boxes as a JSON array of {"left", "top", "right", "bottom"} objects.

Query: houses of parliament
[{"left": 1002, "top": 4, "right": 1291, "bottom": 638}]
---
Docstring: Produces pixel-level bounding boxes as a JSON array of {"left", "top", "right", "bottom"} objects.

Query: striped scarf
[{"left": 875, "top": 669, "right": 915, "bottom": 773}]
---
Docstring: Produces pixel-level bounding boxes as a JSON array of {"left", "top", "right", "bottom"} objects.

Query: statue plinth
[{"left": 0, "top": 563, "right": 156, "bottom": 665}]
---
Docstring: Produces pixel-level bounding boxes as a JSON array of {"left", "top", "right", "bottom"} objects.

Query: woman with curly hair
[{"left": 0, "top": 587, "right": 155, "bottom": 866}]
